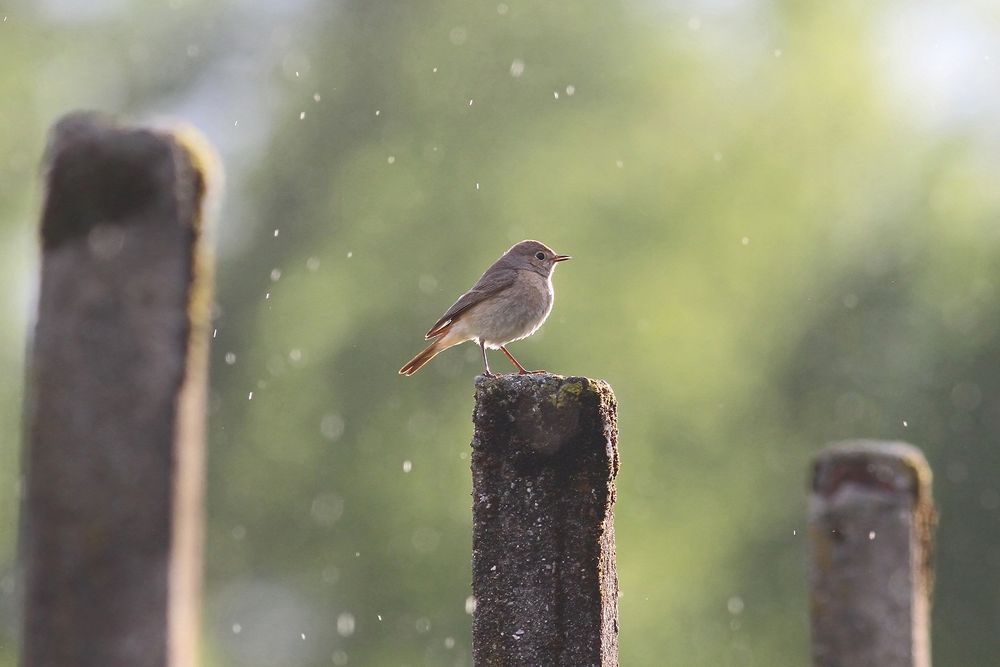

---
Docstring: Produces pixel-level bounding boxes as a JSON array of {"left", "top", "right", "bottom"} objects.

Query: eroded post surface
[
  {"left": 471, "top": 374, "right": 620, "bottom": 667},
  {"left": 809, "top": 440, "right": 936, "bottom": 667},
  {"left": 21, "top": 112, "right": 215, "bottom": 667}
]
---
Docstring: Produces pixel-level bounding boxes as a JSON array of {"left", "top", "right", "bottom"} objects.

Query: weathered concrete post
[
  {"left": 809, "top": 440, "right": 937, "bottom": 667},
  {"left": 471, "top": 374, "right": 620, "bottom": 667},
  {"left": 21, "top": 113, "right": 216, "bottom": 667}
]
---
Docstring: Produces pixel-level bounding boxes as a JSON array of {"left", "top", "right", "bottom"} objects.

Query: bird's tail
[{"left": 399, "top": 336, "right": 451, "bottom": 376}]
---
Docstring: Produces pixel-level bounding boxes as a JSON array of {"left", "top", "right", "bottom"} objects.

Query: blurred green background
[{"left": 3, "top": 0, "right": 1000, "bottom": 665}]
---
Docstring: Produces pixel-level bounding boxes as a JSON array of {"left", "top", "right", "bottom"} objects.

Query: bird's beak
[{"left": 553, "top": 255, "right": 572, "bottom": 262}]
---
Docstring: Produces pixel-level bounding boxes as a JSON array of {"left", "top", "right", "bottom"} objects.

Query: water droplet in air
[
  {"left": 337, "top": 613, "right": 356, "bottom": 637},
  {"left": 403, "top": 460, "right": 413, "bottom": 473}
]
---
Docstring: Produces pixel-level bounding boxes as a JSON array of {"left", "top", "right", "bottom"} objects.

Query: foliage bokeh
[{"left": 2, "top": 0, "right": 1000, "bottom": 665}]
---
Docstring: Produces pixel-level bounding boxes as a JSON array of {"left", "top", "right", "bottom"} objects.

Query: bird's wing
[{"left": 425, "top": 267, "right": 518, "bottom": 339}]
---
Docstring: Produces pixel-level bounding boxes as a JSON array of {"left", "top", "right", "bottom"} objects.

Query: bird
[{"left": 399, "top": 240, "right": 571, "bottom": 377}]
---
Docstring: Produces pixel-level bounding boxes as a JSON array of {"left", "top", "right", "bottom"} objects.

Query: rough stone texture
[
  {"left": 471, "top": 373, "right": 620, "bottom": 667},
  {"left": 21, "top": 113, "right": 215, "bottom": 667},
  {"left": 809, "top": 440, "right": 937, "bottom": 667}
]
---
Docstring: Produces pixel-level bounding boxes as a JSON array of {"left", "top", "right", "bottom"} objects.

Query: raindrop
[
  {"left": 465, "top": 596, "right": 477, "bottom": 615},
  {"left": 225, "top": 352, "right": 236, "bottom": 365},
  {"left": 444, "top": 637, "right": 456, "bottom": 649},
  {"left": 418, "top": 275, "right": 438, "bottom": 294},
  {"left": 553, "top": 91, "right": 560, "bottom": 99},
  {"left": 232, "top": 623, "right": 242, "bottom": 634},
  {"left": 565, "top": 85, "right": 575, "bottom": 96},
  {"left": 306, "top": 257, "right": 321, "bottom": 271},
  {"left": 497, "top": 2, "right": 509, "bottom": 14},
  {"left": 321, "top": 414, "right": 346, "bottom": 441},
  {"left": 741, "top": 236, "right": 750, "bottom": 246},
  {"left": 299, "top": 111, "right": 306, "bottom": 120},
  {"left": 311, "top": 494, "right": 345, "bottom": 526},
  {"left": 510, "top": 59, "right": 525, "bottom": 77},
  {"left": 337, "top": 613, "right": 356, "bottom": 637},
  {"left": 869, "top": 531, "right": 876, "bottom": 540},
  {"left": 270, "top": 268, "right": 282, "bottom": 282},
  {"left": 449, "top": 26, "right": 467, "bottom": 45},
  {"left": 727, "top": 596, "right": 745, "bottom": 615},
  {"left": 313, "top": 93, "right": 321, "bottom": 102},
  {"left": 387, "top": 155, "right": 395, "bottom": 164},
  {"left": 273, "top": 229, "right": 280, "bottom": 237},
  {"left": 402, "top": 460, "right": 413, "bottom": 473},
  {"left": 247, "top": 391, "right": 253, "bottom": 400},
  {"left": 347, "top": 251, "right": 353, "bottom": 258}
]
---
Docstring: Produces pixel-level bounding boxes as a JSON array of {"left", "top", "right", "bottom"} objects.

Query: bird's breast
[{"left": 462, "top": 271, "right": 554, "bottom": 347}]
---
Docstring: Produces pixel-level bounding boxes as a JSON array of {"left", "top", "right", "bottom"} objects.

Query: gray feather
[{"left": 425, "top": 264, "right": 518, "bottom": 338}]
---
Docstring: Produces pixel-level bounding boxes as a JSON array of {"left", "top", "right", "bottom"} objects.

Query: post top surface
[{"left": 812, "top": 440, "right": 932, "bottom": 504}]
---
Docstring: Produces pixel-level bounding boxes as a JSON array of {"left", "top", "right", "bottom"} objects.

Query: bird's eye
[{"left": 535, "top": 251, "right": 546, "bottom": 260}]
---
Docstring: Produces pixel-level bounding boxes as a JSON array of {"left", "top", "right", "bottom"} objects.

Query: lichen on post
[
  {"left": 809, "top": 440, "right": 936, "bottom": 667},
  {"left": 471, "top": 373, "right": 620, "bottom": 667}
]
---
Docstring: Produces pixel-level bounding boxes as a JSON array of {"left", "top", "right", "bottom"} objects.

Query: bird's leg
[
  {"left": 480, "top": 340, "right": 494, "bottom": 377},
  {"left": 500, "top": 345, "right": 546, "bottom": 375}
]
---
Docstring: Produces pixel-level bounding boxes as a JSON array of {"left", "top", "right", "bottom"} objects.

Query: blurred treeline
[{"left": 2, "top": 0, "right": 1000, "bottom": 665}]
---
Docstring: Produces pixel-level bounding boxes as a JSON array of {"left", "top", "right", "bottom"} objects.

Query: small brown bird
[{"left": 399, "top": 240, "right": 571, "bottom": 377}]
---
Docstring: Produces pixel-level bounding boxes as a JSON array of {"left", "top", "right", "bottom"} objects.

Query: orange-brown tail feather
[{"left": 399, "top": 339, "right": 445, "bottom": 376}]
